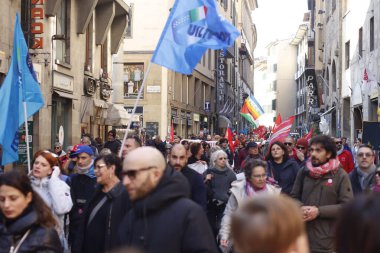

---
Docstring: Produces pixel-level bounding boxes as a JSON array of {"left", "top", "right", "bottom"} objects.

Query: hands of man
[{"left": 301, "top": 206, "right": 319, "bottom": 222}]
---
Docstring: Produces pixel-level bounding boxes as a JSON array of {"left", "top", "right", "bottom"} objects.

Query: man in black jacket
[
  {"left": 168, "top": 144, "right": 207, "bottom": 211},
  {"left": 349, "top": 144, "right": 376, "bottom": 195},
  {"left": 118, "top": 147, "right": 218, "bottom": 253}
]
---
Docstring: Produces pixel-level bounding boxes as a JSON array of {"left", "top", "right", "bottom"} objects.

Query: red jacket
[{"left": 337, "top": 150, "right": 354, "bottom": 174}]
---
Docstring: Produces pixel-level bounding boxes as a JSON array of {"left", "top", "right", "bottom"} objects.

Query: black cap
[{"left": 246, "top": 141, "right": 258, "bottom": 148}]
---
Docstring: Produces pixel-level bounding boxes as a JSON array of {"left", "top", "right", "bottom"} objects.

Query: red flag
[
  {"left": 269, "top": 116, "right": 295, "bottom": 145},
  {"left": 273, "top": 113, "right": 282, "bottom": 132},
  {"left": 253, "top": 125, "right": 267, "bottom": 140},
  {"left": 170, "top": 122, "right": 174, "bottom": 142},
  {"left": 304, "top": 128, "right": 313, "bottom": 141},
  {"left": 225, "top": 127, "right": 235, "bottom": 153}
]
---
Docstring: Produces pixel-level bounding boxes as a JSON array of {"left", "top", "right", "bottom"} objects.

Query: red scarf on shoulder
[{"left": 306, "top": 157, "right": 340, "bottom": 179}]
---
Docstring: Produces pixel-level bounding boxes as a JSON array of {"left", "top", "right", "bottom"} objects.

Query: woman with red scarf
[{"left": 219, "top": 159, "right": 280, "bottom": 251}]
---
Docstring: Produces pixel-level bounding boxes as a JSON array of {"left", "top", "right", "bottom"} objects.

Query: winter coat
[
  {"left": 349, "top": 166, "right": 376, "bottom": 196},
  {"left": 204, "top": 167, "right": 237, "bottom": 203},
  {"left": 104, "top": 139, "right": 121, "bottom": 154},
  {"left": 181, "top": 166, "right": 207, "bottom": 211},
  {"left": 30, "top": 176, "right": 73, "bottom": 232},
  {"left": 267, "top": 158, "right": 300, "bottom": 195},
  {"left": 68, "top": 173, "right": 97, "bottom": 246},
  {"left": 219, "top": 180, "right": 281, "bottom": 241},
  {"left": 235, "top": 148, "right": 248, "bottom": 172},
  {"left": 0, "top": 207, "right": 62, "bottom": 253},
  {"left": 72, "top": 182, "right": 132, "bottom": 253},
  {"left": 291, "top": 164, "right": 353, "bottom": 253},
  {"left": 117, "top": 168, "right": 218, "bottom": 253},
  {"left": 337, "top": 150, "right": 354, "bottom": 174}
]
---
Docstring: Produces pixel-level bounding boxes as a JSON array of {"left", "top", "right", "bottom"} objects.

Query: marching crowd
[{"left": 0, "top": 129, "right": 380, "bottom": 253}]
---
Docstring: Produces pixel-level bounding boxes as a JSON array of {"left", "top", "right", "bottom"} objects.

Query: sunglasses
[
  {"left": 121, "top": 166, "right": 156, "bottom": 179},
  {"left": 284, "top": 142, "right": 293, "bottom": 146},
  {"left": 357, "top": 152, "right": 373, "bottom": 158},
  {"left": 54, "top": 146, "right": 61, "bottom": 149},
  {"left": 296, "top": 146, "right": 306, "bottom": 150},
  {"left": 335, "top": 141, "right": 342, "bottom": 145}
]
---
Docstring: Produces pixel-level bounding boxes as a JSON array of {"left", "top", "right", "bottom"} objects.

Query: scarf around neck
[
  {"left": 306, "top": 157, "right": 340, "bottom": 179},
  {"left": 77, "top": 160, "right": 96, "bottom": 178}
]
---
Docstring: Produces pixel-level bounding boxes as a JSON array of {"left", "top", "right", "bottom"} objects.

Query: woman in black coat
[
  {"left": 0, "top": 171, "right": 62, "bottom": 253},
  {"left": 72, "top": 154, "right": 131, "bottom": 253}
]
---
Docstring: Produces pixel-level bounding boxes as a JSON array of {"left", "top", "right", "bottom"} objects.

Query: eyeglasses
[
  {"left": 284, "top": 142, "right": 293, "bottom": 146},
  {"left": 357, "top": 152, "right": 373, "bottom": 158},
  {"left": 94, "top": 163, "right": 107, "bottom": 171},
  {"left": 121, "top": 166, "right": 156, "bottom": 179},
  {"left": 252, "top": 174, "right": 267, "bottom": 179},
  {"left": 218, "top": 157, "right": 227, "bottom": 160},
  {"left": 296, "top": 146, "right": 306, "bottom": 150}
]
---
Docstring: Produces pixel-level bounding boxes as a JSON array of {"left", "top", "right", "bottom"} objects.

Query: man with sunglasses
[
  {"left": 335, "top": 137, "right": 354, "bottom": 173},
  {"left": 291, "top": 135, "right": 353, "bottom": 253},
  {"left": 349, "top": 144, "right": 377, "bottom": 195},
  {"left": 119, "top": 147, "right": 218, "bottom": 253},
  {"left": 53, "top": 142, "right": 66, "bottom": 157}
]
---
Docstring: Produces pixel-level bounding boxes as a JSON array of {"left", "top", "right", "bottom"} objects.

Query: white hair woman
[{"left": 204, "top": 150, "right": 236, "bottom": 237}]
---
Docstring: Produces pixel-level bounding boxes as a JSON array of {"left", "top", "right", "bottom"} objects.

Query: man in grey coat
[{"left": 291, "top": 135, "right": 353, "bottom": 253}]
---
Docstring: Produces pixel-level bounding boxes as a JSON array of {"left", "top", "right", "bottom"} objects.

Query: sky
[{"left": 252, "top": 0, "right": 308, "bottom": 57}]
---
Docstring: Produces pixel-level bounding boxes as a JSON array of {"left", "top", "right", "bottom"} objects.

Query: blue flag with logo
[
  {"left": 151, "top": 0, "right": 240, "bottom": 74},
  {"left": 0, "top": 14, "right": 44, "bottom": 165}
]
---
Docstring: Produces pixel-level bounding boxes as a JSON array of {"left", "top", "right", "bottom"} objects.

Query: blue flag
[
  {"left": 151, "top": 0, "right": 240, "bottom": 74},
  {"left": 0, "top": 14, "right": 44, "bottom": 165}
]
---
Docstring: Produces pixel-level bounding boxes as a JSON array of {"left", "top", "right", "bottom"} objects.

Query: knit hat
[{"left": 296, "top": 138, "right": 308, "bottom": 149}]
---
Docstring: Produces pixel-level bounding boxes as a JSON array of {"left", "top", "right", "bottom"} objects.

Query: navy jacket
[
  {"left": 267, "top": 158, "right": 300, "bottom": 195},
  {"left": 118, "top": 168, "right": 218, "bottom": 253},
  {"left": 181, "top": 166, "right": 207, "bottom": 211}
]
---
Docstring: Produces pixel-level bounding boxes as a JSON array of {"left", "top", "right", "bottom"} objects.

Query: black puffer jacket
[
  {"left": 0, "top": 208, "right": 62, "bottom": 253},
  {"left": 118, "top": 168, "right": 218, "bottom": 253}
]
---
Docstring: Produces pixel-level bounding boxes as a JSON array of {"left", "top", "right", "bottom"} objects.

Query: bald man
[
  {"left": 118, "top": 147, "right": 218, "bottom": 253},
  {"left": 169, "top": 144, "right": 207, "bottom": 210}
]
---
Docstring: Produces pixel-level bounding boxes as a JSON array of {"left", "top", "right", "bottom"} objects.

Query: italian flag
[
  {"left": 240, "top": 102, "right": 258, "bottom": 128},
  {"left": 190, "top": 6, "right": 208, "bottom": 22}
]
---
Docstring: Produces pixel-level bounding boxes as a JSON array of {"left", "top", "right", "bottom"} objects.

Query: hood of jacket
[{"left": 132, "top": 166, "right": 190, "bottom": 217}]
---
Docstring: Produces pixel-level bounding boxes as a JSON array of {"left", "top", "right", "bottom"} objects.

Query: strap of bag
[
  {"left": 87, "top": 196, "right": 107, "bottom": 227},
  {"left": 9, "top": 229, "right": 31, "bottom": 253}
]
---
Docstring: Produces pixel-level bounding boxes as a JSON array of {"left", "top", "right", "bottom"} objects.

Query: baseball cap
[
  {"left": 69, "top": 145, "right": 94, "bottom": 158},
  {"left": 246, "top": 141, "right": 258, "bottom": 148}
]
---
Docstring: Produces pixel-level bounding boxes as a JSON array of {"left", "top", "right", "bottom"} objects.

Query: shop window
[{"left": 124, "top": 63, "right": 144, "bottom": 99}]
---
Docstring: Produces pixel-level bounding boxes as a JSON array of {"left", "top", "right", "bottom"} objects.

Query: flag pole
[
  {"left": 23, "top": 102, "right": 31, "bottom": 173},
  {"left": 118, "top": 61, "right": 153, "bottom": 158}
]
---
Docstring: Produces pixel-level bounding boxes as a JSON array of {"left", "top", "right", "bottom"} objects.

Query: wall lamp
[{"left": 52, "top": 34, "right": 65, "bottom": 40}]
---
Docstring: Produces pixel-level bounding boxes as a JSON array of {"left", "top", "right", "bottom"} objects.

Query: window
[
  {"left": 370, "top": 17, "right": 374, "bottom": 51},
  {"left": 272, "top": 99, "right": 277, "bottom": 110},
  {"left": 273, "top": 64, "right": 277, "bottom": 72},
  {"left": 345, "top": 41, "right": 350, "bottom": 69},
  {"left": 85, "top": 17, "right": 93, "bottom": 72},
  {"left": 272, "top": 81, "right": 277, "bottom": 91},
  {"left": 56, "top": 0, "right": 70, "bottom": 63},
  {"left": 124, "top": 63, "right": 144, "bottom": 99},
  {"left": 359, "top": 27, "right": 363, "bottom": 58},
  {"left": 332, "top": 0, "right": 336, "bottom": 12},
  {"left": 125, "top": 3, "right": 133, "bottom": 38}
]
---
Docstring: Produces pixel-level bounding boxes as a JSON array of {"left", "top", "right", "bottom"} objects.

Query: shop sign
[
  {"left": 31, "top": 0, "right": 45, "bottom": 49},
  {"left": 53, "top": 71, "right": 74, "bottom": 92},
  {"left": 193, "top": 113, "right": 200, "bottom": 122},
  {"left": 17, "top": 122, "right": 33, "bottom": 166}
]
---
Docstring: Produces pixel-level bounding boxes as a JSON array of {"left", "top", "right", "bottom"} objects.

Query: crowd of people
[{"left": 0, "top": 129, "right": 380, "bottom": 253}]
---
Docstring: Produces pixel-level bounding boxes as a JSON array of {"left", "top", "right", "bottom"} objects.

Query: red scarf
[{"left": 306, "top": 157, "right": 340, "bottom": 179}]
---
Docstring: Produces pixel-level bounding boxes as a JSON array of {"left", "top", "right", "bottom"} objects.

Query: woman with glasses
[
  {"left": 265, "top": 141, "right": 300, "bottom": 195},
  {"left": 72, "top": 154, "right": 131, "bottom": 253},
  {"left": 0, "top": 171, "right": 62, "bottom": 252},
  {"left": 30, "top": 150, "right": 73, "bottom": 252},
  {"left": 204, "top": 150, "right": 237, "bottom": 237},
  {"left": 219, "top": 159, "right": 281, "bottom": 251}
]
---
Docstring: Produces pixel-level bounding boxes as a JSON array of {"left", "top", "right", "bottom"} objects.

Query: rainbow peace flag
[
  {"left": 240, "top": 102, "right": 258, "bottom": 128},
  {"left": 245, "top": 95, "right": 264, "bottom": 120}
]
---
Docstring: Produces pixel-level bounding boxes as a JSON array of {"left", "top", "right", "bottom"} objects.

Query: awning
[
  {"left": 218, "top": 115, "right": 232, "bottom": 128},
  {"left": 54, "top": 90, "right": 79, "bottom": 100},
  {"left": 320, "top": 106, "right": 336, "bottom": 117},
  {"left": 105, "top": 104, "right": 129, "bottom": 126}
]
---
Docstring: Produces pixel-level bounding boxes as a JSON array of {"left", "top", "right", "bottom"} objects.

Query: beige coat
[{"left": 219, "top": 179, "right": 281, "bottom": 241}]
